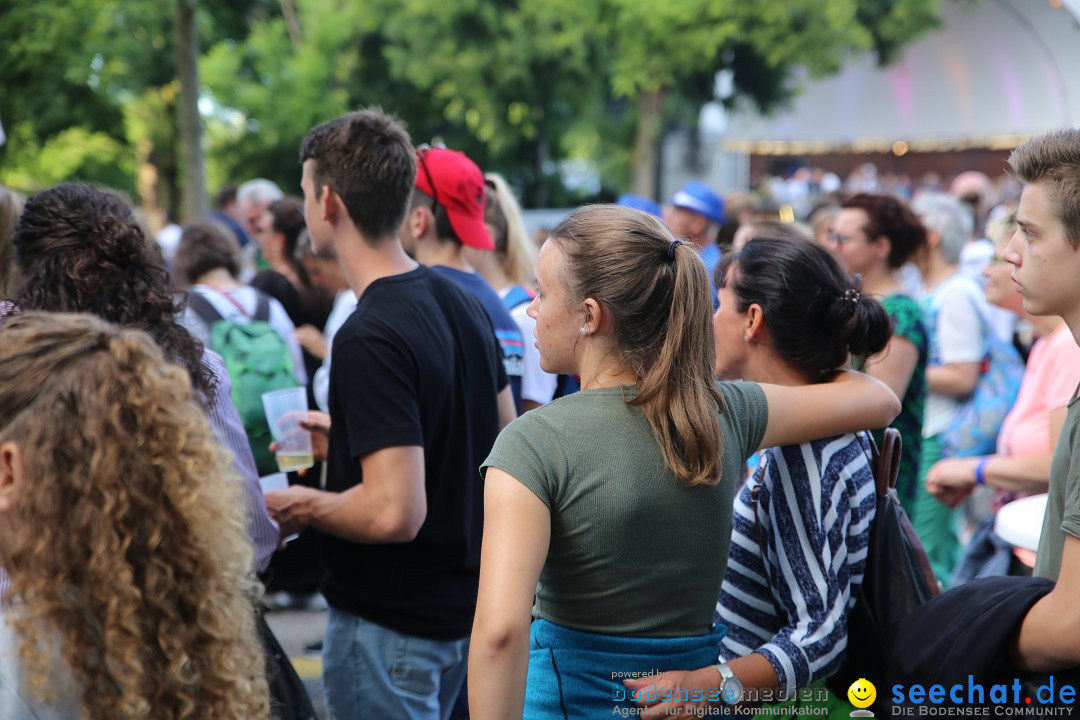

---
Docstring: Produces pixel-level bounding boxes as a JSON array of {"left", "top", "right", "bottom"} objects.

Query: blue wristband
[{"left": 975, "top": 458, "right": 989, "bottom": 487}]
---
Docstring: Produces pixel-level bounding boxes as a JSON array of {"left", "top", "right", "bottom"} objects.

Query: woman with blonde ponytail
[
  {"left": 466, "top": 173, "right": 561, "bottom": 410},
  {"left": 0, "top": 312, "right": 269, "bottom": 719},
  {"left": 469, "top": 205, "right": 901, "bottom": 719}
]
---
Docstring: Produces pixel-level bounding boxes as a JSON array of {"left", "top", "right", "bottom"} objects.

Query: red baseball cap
[{"left": 415, "top": 147, "right": 494, "bottom": 251}]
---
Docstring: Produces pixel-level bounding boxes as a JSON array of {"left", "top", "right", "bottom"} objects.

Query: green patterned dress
[{"left": 875, "top": 294, "right": 928, "bottom": 513}]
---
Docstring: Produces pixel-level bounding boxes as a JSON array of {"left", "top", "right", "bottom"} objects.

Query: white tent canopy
[{"left": 723, "top": 0, "right": 1080, "bottom": 154}]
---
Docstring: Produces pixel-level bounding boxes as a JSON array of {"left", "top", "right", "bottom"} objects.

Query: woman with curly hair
[
  {"left": 4, "top": 183, "right": 279, "bottom": 574},
  {"left": 0, "top": 311, "right": 270, "bottom": 719},
  {"left": 10, "top": 184, "right": 215, "bottom": 400}
]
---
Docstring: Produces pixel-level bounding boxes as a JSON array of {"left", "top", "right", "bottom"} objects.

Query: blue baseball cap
[
  {"left": 670, "top": 181, "right": 725, "bottom": 224},
  {"left": 616, "top": 193, "right": 662, "bottom": 218}
]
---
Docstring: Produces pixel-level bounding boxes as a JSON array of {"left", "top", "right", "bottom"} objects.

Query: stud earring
[
  {"left": 743, "top": 334, "right": 750, "bottom": 343},
  {"left": 580, "top": 326, "right": 588, "bottom": 336}
]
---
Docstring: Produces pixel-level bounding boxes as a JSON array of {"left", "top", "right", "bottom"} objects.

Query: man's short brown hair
[
  {"left": 1009, "top": 129, "right": 1080, "bottom": 248},
  {"left": 299, "top": 108, "right": 416, "bottom": 244}
]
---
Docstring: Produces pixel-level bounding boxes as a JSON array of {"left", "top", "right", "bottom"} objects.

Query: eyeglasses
[
  {"left": 417, "top": 144, "right": 443, "bottom": 213},
  {"left": 828, "top": 229, "right": 857, "bottom": 246}
]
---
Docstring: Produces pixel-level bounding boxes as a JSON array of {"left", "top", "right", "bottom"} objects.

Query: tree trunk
[
  {"left": 175, "top": 0, "right": 207, "bottom": 223},
  {"left": 279, "top": 0, "right": 303, "bottom": 50},
  {"left": 630, "top": 88, "right": 665, "bottom": 200}
]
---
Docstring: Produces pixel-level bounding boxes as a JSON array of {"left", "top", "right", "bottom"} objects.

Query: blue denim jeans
[{"left": 323, "top": 607, "right": 470, "bottom": 720}]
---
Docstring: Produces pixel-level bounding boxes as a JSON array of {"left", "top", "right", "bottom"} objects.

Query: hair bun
[{"left": 92, "top": 215, "right": 147, "bottom": 263}]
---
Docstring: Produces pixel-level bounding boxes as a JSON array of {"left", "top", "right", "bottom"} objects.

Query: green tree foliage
[
  {"left": 0, "top": 0, "right": 942, "bottom": 206},
  {"left": 0, "top": 0, "right": 260, "bottom": 200},
  {"left": 199, "top": 0, "right": 372, "bottom": 197}
]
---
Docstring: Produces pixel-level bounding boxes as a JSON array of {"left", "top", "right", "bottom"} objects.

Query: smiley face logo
[{"left": 848, "top": 678, "right": 876, "bottom": 709}]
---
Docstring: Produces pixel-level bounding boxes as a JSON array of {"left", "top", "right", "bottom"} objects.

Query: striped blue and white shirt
[{"left": 717, "top": 433, "right": 877, "bottom": 692}]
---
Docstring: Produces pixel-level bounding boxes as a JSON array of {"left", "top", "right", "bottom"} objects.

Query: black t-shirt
[{"left": 323, "top": 264, "right": 507, "bottom": 639}]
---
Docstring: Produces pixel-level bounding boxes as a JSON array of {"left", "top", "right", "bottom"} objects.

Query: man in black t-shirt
[{"left": 265, "top": 109, "right": 515, "bottom": 720}]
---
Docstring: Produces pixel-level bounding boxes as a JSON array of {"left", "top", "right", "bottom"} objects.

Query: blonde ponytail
[{"left": 550, "top": 205, "right": 724, "bottom": 486}]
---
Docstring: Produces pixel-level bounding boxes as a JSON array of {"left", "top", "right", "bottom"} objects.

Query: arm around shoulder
[{"left": 758, "top": 370, "right": 900, "bottom": 450}]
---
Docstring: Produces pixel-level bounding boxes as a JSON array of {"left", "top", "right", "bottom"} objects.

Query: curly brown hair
[
  {"left": 0, "top": 312, "right": 269, "bottom": 719},
  {"left": 10, "top": 183, "right": 217, "bottom": 403}
]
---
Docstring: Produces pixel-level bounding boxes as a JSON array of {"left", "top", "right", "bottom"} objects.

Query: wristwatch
[{"left": 711, "top": 663, "right": 744, "bottom": 704}]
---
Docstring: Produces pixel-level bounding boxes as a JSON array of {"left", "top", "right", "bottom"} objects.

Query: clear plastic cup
[
  {"left": 258, "top": 472, "right": 299, "bottom": 543},
  {"left": 261, "top": 387, "right": 314, "bottom": 473},
  {"left": 258, "top": 472, "right": 290, "bottom": 494}
]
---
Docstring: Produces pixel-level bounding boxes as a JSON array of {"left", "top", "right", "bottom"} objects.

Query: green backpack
[{"left": 188, "top": 289, "right": 298, "bottom": 475}]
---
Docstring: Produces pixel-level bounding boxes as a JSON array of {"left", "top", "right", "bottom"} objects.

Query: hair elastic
[
  {"left": 666, "top": 240, "right": 682, "bottom": 261},
  {"left": 842, "top": 288, "right": 861, "bottom": 304}
]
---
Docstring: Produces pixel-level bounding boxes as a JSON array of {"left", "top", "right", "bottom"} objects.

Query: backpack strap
[
  {"left": 853, "top": 428, "right": 900, "bottom": 496},
  {"left": 196, "top": 285, "right": 264, "bottom": 321},
  {"left": 252, "top": 293, "right": 271, "bottom": 323},
  {"left": 877, "top": 427, "right": 902, "bottom": 494},
  {"left": 187, "top": 290, "right": 225, "bottom": 325}
]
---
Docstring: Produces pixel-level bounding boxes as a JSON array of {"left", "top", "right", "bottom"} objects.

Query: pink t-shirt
[{"left": 998, "top": 323, "right": 1080, "bottom": 458}]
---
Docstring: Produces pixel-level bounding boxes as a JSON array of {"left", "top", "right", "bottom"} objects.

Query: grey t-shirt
[
  {"left": 1035, "top": 387, "right": 1080, "bottom": 580},
  {"left": 482, "top": 381, "right": 768, "bottom": 637},
  {"left": 0, "top": 616, "right": 83, "bottom": 719}
]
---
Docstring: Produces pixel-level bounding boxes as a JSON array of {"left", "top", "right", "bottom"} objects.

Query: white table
[{"left": 994, "top": 493, "right": 1048, "bottom": 552}]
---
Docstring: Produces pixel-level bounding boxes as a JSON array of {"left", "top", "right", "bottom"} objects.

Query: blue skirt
[{"left": 524, "top": 619, "right": 727, "bottom": 719}]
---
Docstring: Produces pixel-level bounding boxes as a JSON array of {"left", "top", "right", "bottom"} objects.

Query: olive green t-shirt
[
  {"left": 1034, "top": 386, "right": 1080, "bottom": 580},
  {"left": 481, "top": 381, "right": 768, "bottom": 637}
]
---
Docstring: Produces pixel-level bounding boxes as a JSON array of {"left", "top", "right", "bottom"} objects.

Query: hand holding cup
[{"left": 261, "top": 387, "right": 315, "bottom": 473}]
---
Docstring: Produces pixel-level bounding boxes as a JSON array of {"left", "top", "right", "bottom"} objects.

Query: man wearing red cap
[
  {"left": 400, "top": 146, "right": 526, "bottom": 413},
  {"left": 265, "top": 109, "right": 517, "bottom": 720}
]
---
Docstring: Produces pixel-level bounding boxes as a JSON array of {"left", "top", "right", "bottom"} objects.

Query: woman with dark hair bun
[
  {"left": 629, "top": 236, "right": 892, "bottom": 715},
  {"left": 834, "top": 192, "right": 929, "bottom": 513},
  {"left": 11, "top": 184, "right": 215, "bottom": 400}
]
